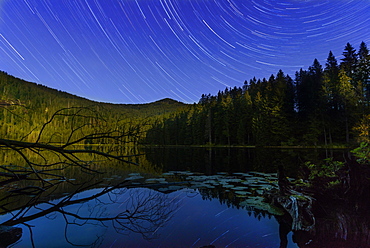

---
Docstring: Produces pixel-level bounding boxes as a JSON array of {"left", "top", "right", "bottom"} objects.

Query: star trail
[{"left": 1, "top": 0, "right": 370, "bottom": 103}]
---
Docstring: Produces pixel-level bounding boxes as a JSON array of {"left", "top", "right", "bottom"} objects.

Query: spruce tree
[
  {"left": 357, "top": 41, "right": 370, "bottom": 106},
  {"left": 341, "top": 42, "right": 358, "bottom": 82},
  {"left": 322, "top": 51, "right": 341, "bottom": 143}
]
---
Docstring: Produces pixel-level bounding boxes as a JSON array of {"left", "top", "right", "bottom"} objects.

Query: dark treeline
[{"left": 145, "top": 42, "right": 370, "bottom": 146}]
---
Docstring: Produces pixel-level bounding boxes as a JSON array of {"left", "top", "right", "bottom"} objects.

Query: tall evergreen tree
[
  {"left": 325, "top": 51, "right": 339, "bottom": 78},
  {"left": 295, "top": 59, "right": 325, "bottom": 144},
  {"left": 341, "top": 42, "right": 358, "bottom": 82},
  {"left": 296, "top": 60, "right": 323, "bottom": 117},
  {"left": 323, "top": 51, "right": 340, "bottom": 144},
  {"left": 338, "top": 69, "right": 356, "bottom": 142},
  {"left": 356, "top": 41, "right": 370, "bottom": 106}
]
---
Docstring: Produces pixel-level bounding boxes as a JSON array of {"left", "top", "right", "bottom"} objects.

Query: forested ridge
[
  {"left": 2, "top": 41, "right": 370, "bottom": 147},
  {"left": 145, "top": 42, "right": 370, "bottom": 147},
  {"left": 0, "top": 71, "right": 188, "bottom": 143}
]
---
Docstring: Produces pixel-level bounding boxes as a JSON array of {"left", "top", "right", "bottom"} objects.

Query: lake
[{"left": 0, "top": 147, "right": 363, "bottom": 247}]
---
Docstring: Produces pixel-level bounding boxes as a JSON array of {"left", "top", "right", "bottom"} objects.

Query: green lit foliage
[
  {"left": 306, "top": 158, "right": 345, "bottom": 181},
  {"left": 351, "top": 142, "right": 370, "bottom": 164},
  {"left": 353, "top": 115, "right": 370, "bottom": 143},
  {"left": 0, "top": 71, "right": 187, "bottom": 144}
]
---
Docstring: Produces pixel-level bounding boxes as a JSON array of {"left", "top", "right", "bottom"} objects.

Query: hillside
[
  {"left": 0, "top": 71, "right": 188, "bottom": 118},
  {"left": 0, "top": 71, "right": 189, "bottom": 143}
]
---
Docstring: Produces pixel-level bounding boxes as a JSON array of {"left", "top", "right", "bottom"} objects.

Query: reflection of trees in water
[
  {"left": 0, "top": 180, "right": 177, "bottom": 247},
  {"left": 0, "top": 106, "right": 148, "bottom": 200},
  {"left": 295, "top": 163, "right": 370, "bottom": 248},
  {"left": 183, "top": 169, "right": 370, "bottom": 248},
  {"left": 107, "top": 188, "right": 176, "bottom": 239},
  {"left": 144, "top": 147, "right": 349, "bottom": 177},
  {"left": 275, "top": 161, "right": 370, "bottom": 248}
]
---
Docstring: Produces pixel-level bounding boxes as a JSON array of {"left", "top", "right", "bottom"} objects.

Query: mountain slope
[
  {"left": 0, "top": 71, "right": 188, "bottom": 118},
  {"left": 0, "top": 71, "right": 190, "bottom": 142}
]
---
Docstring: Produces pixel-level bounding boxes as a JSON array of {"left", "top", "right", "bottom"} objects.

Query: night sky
[{"left": 1, "top": 1, "right": 370, "bottom": 104}]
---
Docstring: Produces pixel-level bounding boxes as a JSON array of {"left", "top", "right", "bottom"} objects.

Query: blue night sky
[{"left": 1, "top": 0, "right": 370, "bottom": 104}]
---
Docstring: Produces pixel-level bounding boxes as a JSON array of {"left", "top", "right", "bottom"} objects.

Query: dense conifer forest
[
  {"left": 1, "top": 42, "right": 369, "bottom": 148},
  {"left": 145, "top": 42, "right": 370, "bottom": 146},
  {"left": 0, "top": 71, "right": 187, "bottom": 144}
]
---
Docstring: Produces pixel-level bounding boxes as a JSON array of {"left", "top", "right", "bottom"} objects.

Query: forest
[
  {"left": 1, "top": 42, "right": 370, "bottom": 148},
  {"left": 0, "top": 72, "right": 188, "bottom": 191},
  {"left": 145, "top": 42, "right": 370, "bottom": 147},
  {"left": 1, "top": 42, "right": 370, "bottom": 248},
  {"left": 0, "top": 71, "right": 187, "bottom": 144}
]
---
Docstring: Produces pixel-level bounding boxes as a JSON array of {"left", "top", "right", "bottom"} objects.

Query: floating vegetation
[
  {"left": 121, "top": 170, "right": 282, "bottom": 215},
  {"left": 124, "top": 171, "right": 279, "bottom": 190},
  {"left": 240, "top": 196, "right": 285, "bottom": 216},
  {"left": 232, "top": 186, "right": 249, "bottom": 191},
  {"left": 145, "top": 178, "right": 168, "bottom": 184},
  {"left": 235, "top": 191, "right": 251, "bottom": 196},
  {"left": 125, "top": 175, "right": 144, "bottom": 180},
  {"left": 161, "top": 172, "right": 175, "bottom": 176}
]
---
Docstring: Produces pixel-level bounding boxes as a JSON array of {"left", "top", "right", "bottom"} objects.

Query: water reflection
[
  {"left": 144, "top": 146, "right": 349, "bottom": 177},
  {"left": 0, "top": 180, "right": 178, "bottom": 247},
  {"left": 0, "top": 171, "right": 297, "bottom": 247},
  {"left": 0, "top": 147, "right": 361, "bottom": 247}
]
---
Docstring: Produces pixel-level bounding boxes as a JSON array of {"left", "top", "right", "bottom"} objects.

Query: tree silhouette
[
  {"left": 0, "top": 106, "right": 145, "bottom": 193},
  {"left": 0, "top": 179, "right": 177, "bottom": 247}
]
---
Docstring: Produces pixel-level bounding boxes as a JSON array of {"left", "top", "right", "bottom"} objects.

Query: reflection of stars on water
[{"left": 1, "top": 0, "right": 369, "bottom": 103}]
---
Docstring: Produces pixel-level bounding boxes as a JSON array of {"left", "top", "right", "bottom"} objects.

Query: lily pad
[
  {"left": 204, "top": 180, "right": 219, "bottom": 185},
  {"left": 125, "top": 175, "right": 144, "bottom": 181},
  {"left": 255, "top": 189, "right": 265, "bottom": 195},
  {"left": 240, "top": 196, "right": 285, "bottom": 216},
  {"left": 235, "top": 191, "right": 252, "bottom": 196},
  {"left": 191, "top": 183, "right": 209, "bottom": 188},
  {"left": 128, "top": 173, "right": 141, "bottom": 176},
  {"left": 162, "top": 172, "right": 175, "bottom": 176},
  {"left": 176, "top": 171, "right": 194, "bottom": 176},
  {"left": 232, "top": 186, "right": 249, "bottom": 191},
  {"left": 225, "top": 178, "right": 242, "bottom": 183},
  {"left": 145, "top": 178, "right": 167, "bottom": 183},
  {"left": 249, "top": 172, "right": 272, "bottom": 177},
  {"left": 222, "top": 184, "right": 235, "bottom": 188},
  {"left": 233, "top": 172, "right": 247, "bottom": 176}
]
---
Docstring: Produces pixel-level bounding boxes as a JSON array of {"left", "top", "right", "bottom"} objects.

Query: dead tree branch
[{"left": 0, "top": 106, "right": 147, "bottom": 190}]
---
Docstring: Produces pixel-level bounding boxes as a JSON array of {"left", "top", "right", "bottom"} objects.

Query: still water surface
[
  {"left": 0, "top": 147, "right": 350, "bottom": 247},
  {"left": 6, "top": 188, "right": 297, "bottom": 247}
]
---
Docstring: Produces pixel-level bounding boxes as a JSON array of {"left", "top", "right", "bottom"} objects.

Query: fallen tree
[{"left": 0, "top": 106, "right": 146, "bottom": 192}]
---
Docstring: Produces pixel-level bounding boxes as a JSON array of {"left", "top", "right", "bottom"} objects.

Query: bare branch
[{"left": 0, "top": 106, "right": 145, "bottom": 192}]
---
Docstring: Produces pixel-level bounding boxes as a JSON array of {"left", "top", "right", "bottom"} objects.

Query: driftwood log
[{"left": 267, "top": 164, "right": 315, "bottom": 233}]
